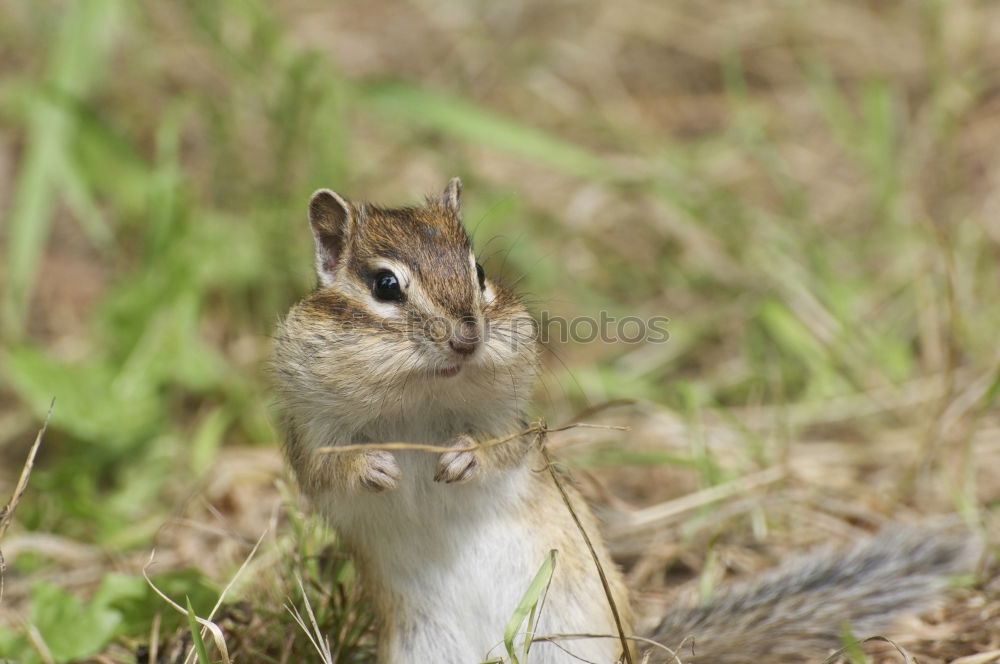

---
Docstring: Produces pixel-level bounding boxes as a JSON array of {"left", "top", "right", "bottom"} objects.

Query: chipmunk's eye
[
  {"left": 476, "top": 263, "right": 486, "bottom": 291},
  {"left": 372, "top": 270, "right": 404, "bottom": 302}
]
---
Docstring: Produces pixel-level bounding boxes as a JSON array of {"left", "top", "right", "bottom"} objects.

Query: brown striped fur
[{"left": 272, "top": 181, "right": 977, "bottom": 664}]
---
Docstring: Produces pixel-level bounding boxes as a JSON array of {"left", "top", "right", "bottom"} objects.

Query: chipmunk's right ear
[{"left": 308, "top": 189, "right": 352, "bottom": 286}]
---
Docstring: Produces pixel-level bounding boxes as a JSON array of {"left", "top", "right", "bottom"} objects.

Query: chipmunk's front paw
[
  {"left": 359, "top": 450, "right": 401, "bottom": 492},
  {"left": 434, "top": 434, "right": 479, "bottom": 484}
]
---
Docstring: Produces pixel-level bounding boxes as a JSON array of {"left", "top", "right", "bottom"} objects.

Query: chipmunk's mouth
[{"left": 436, "top": 365, "right": 461, "bottom": 378}]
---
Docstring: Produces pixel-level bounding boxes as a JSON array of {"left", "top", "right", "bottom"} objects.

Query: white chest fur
[
  {"left": 296, "top": 386, "right": 623, "bottom": 663},
  {"left": 317, "top": 455, "right": 622, "bottom": 664}
]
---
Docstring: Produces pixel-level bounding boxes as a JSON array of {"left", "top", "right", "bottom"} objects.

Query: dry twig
[
  {"left": 0, "top": 400, "right": 53, "bottom": 605},
  {"left": 538, "top": 426, "right": 634, "bottom": 664},
  {"left": 315, "top": 420, "right": 628, "bottom": 456}
]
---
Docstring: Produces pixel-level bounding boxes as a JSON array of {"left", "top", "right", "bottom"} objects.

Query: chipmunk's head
[{"left": 279, "top": 178, "right": 536, "bottom": 411}]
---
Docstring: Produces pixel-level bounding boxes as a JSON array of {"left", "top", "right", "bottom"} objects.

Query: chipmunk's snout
[{"left": 448, "top": 315, "right": 480, "bottom": 356}]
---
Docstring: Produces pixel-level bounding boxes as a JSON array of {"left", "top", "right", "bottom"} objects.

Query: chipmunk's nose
[{"left": 449, "top": 315, "right": 480, "bottom": 356}]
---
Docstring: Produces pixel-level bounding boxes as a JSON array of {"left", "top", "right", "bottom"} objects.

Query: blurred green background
[{"left": 2, "top": 1, "right": 999, "bottom": 662}]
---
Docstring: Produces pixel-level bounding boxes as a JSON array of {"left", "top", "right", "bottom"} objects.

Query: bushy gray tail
[{"left": 647, "top": 527, "right": 979, "bottom": 663}]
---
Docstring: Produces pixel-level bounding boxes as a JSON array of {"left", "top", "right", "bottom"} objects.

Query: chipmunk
[{"left": 273, "top": 179, "right": 979, "bottom": 664}]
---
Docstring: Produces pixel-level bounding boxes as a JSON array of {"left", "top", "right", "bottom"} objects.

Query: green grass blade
[
  {"left": 185, "top": 596, "right": 211, "bottom": 664},
  {"left": 503, "top": 549, "right": 556, "bottom": 664},
  {"left": 837, "top": 626, "right": 869, "bottom": 664},
  {"left": 2, "top": 0, "right": 121, "bottom": 339},
  {"left": 360, "top": 80, "right": 612, "bottom": 180}
]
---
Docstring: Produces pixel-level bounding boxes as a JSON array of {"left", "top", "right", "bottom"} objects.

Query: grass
[{"left": 1, "top": 0, "right": 998, "bottom": 662}]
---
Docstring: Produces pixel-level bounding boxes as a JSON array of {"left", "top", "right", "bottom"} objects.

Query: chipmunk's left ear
[
  {"left": 440, "top": 177, "right": 462, "bottom": 215},
  {"left": 309, "top": 188, "right": 353, "bottom": 286}
]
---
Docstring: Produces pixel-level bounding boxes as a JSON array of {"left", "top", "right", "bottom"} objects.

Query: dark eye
[
  {"left": 372, "top": 270, "right": 404, "bottom": 302},
  {"left": 476, "top": 263, "right": 486, "bottom": 291}
]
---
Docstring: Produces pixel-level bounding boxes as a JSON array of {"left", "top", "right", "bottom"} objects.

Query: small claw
[
  {"left": 360, "top": 450, "right": 401, "bottom": 492},
  {"left": 435, "top": 435, "right": 480, "bottom": 484}
]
